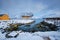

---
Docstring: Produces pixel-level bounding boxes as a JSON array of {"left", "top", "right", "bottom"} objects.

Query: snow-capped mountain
[{"left": 44, "top": 13, "right": 60, "bottom": 18}]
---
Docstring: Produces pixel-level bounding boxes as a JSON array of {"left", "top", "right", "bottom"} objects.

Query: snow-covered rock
[
  {"left": 0, "top": 31, "right": 58, "bottom": 40},
  {"left": 8, "top": 31, "right": 18, "bottom": 36},
  {"left": 0, "top": 20, "right": 60, "bottom": 40},
  {"left": 0, "top": 19, "right": 34, "bottom": 24},
  {"left": 0, "top": 20, "right": 34, "bottom": 29}
]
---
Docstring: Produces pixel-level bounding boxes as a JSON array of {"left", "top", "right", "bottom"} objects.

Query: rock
[{"left": 43, "top": 36, "right": 51, "bottom": 40}]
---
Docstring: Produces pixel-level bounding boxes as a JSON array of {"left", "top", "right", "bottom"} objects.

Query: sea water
[{"left": 18, "top": 18, "right": 43, "bottom": 32}]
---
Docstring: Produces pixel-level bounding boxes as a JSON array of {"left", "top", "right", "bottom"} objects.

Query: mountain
[{"left": 44, "top": 13, "right": 60, "bottom": 18}]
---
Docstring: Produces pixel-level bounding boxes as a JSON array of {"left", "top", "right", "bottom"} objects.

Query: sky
[{"left": 0, "top": 0, "right": 60, "bottom": 18}]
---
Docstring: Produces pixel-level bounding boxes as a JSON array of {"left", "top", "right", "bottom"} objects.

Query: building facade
[
  {"left": 0, "top": 14, "right": 9, "bottom": 20},
  {"left": 21, "top": 12, "right": 33, "bottom": 19}
]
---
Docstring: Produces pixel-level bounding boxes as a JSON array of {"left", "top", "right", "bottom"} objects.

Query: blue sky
[{"left": 0, "top": 0, "right": 60, "bottom": 18}]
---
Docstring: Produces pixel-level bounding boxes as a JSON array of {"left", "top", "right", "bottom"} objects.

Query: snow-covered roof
[
  {"left": 0, "top": 14, "right": 5, "bottom": 16},
  {"left": 21, "top": 12, "right": 33, "bottom": 17}
]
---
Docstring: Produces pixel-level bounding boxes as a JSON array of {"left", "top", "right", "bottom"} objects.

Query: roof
[
  {"left": 21, "top": 12, "right": 33, "bottom": 17},
  {"left": 0, "top": 14, "right": 6, "bottom": 16}
]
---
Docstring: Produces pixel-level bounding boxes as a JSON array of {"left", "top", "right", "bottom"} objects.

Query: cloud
[
  {"left": 30, "top": 3, "right": 47, "bottom": 13},
  {"left": 42, "top": 9, "right": 60, "bottom": 18},
  {"left": 1, "top": 0, "right": 60, "bottom": 18}
]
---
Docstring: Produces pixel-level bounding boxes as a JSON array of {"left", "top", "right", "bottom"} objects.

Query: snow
[
  {"left": 8, "top": 31, "right": 22, "bottom": 36},
  {"left": 0, "top": 19, "right": 34, "bottom": 24},
  {"left": 0, "top": 20, "right": 60, "bottom": 40},
  {"left": 0, "top": 32, "right": 6, "bottom": 40},
  {"left": 0, "top": 31, "right": 60, "bottom": 40},
  {"left": 6, "top": 32, "right": 44, "bottom": 40},
  {"left": 44, "top": 20, "right": 54, "bottom": 24},
  {"left": 8, "top": 31, "right": 18, "bottom": 36},
  {"left": 0, "top": 20, "right": 34, "bottom": 29},
  {"left": 44, "top": 19, "right": 60, "bottom": 26},
  {"left": 14, "top": 20, "right": 34, "bottom": 24}
]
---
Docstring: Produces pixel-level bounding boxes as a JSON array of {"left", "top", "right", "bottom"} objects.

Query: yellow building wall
[
  {"left": 0, "top": 14, "right": 9, "bottom": 20},
  {"left": 22, "top": 16, "right": 31, "bottom": 19}
]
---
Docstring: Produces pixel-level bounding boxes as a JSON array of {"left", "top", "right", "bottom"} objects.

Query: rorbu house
[
  {"left": 21, "top": 12, "right": 33, "bottom": 19},
  {"left": 0, "top": 14, "right": 9, "bottom": 20},
  {"left": 0, "top": 13, "right": 34, "bottom": 24}
]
